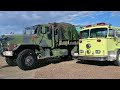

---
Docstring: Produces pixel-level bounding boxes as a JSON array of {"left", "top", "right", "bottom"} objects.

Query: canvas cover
[{"left": 47, "top": 22, "right": 79, "bottom": 40}]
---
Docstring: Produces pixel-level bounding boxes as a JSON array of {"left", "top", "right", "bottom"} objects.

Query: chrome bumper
[
  {"left": 76, "top": 56, "right": 108, "bottom": 61},
  {"left": 2, "top": 51, "right": 13, "bottom": 56}
]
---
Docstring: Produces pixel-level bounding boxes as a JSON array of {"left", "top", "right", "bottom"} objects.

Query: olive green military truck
[{"left": 0, "top": 22, "right": 79, "bottom": 70}]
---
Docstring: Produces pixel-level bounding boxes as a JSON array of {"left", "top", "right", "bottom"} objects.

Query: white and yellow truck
[{"left": 77, "top": 22, "right": 120, "bottom": 66}]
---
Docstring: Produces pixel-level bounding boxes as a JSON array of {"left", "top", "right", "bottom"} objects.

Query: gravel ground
[{"left": 0, "top": 56, "right": 120, "bottom": 79}]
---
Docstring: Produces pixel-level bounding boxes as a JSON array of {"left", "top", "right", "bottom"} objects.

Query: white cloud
[
  {"left": 110, "top": 11, "right": 120, "bottom": 16},
  {"left": 0, "top": 11, "right": 103, "bottom": 35}
]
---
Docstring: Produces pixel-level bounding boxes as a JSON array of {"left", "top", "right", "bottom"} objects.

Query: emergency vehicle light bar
[
  {"left": 85, "top": 25, "right": 92, "bottom": 28},
  {"left": 84, "top": 22, "right": 110, "bottom": 28},
  {"left": 97, "top": 22, "right": 107, "bottom": 26}
]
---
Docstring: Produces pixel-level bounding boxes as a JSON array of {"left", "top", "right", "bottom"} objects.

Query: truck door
[
  {"left": 40, "top": 26, "right": 52, "bottom": 48},
  {"left": 23, "top": 28, "right": 32, "bottom": 44}
]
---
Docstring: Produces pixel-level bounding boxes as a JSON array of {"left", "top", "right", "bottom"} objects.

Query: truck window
[
  {"left": 116, "top": 30, "right": 120, "bottom": 38},
  {"left": 34, "top": 28, "right": 37, "bottom": 34},
  {"left": 90, "top": 28, "right": 107, "bottom": 38},
  {"left": 47, "top": 27, "right": 52, "bottom": 39},
  {"left": 25, "top": 30, "right": 32, "bottom": 35},
  {"left": 109, "top": 29, "right": 115, "bottom": 37},
  {"left": 80, "top": 30, "right": 89, "bottom": 39},
  {"left": 31, "top": 30, "right": 35, "bottom": 34}
]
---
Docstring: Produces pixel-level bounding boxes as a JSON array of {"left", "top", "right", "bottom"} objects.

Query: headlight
[
  {"left": 86, "top": 44, "right": 91, "bottom": 49},
  {"left": 95, "top": 50, "right": 101, "bottom": 54},
  {"left": 7, "top": 43, "right": 18, "bottom": 51},
  {"left": 3, "top": 51, "right": 13, "bottom": 56},
  {"left": 13, "top": 44, "right": 17, "bottom": 48}
]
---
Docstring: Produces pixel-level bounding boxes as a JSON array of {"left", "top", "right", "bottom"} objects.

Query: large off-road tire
[
  {"left": 16, "top": 49, "right": 38, "bottom": 70},
  {"left": 114, "top": 51, "right": 120, "bottom": 66},
  {"left": 5, "top": 57, "right": 17, "bottom": 66}
]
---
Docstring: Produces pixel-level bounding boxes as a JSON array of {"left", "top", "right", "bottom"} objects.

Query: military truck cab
[{"left": 78, "top": 22, "right": 120, "bottom": 66}]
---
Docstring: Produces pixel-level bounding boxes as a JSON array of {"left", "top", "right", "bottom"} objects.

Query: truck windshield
[
  {"left": 24, "top": 29, "right": 36, "bottom": 35},
  {"left": 80, "top": 30, "right": 89, "bottom": 39},
  {"left": 90, "top": 28, "right": 107, "bottom": 38},
  {"left": 25, "top": 29, "right": 32, "bottom": 35},
  {"left": 24, "top": 26, "right": 38, "bottom": 35}
]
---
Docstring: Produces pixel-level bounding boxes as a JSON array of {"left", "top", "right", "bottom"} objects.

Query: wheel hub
[{"left": 25, "top": 56, "right": 34, "bottom": 66}]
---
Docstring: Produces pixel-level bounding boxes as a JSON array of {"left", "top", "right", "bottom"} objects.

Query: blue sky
[{"left": 0, "top": 11, "right": 120, "bottom": 35}]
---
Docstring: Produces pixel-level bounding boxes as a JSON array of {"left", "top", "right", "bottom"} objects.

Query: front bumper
[
  {"left": 76, "top": 56, "right": 108, "bottom": 61},
  {"left": 74, "top": 55, "right": 117, "bottom": 61},
  {"left": 2, "top": 51, "right": 13, "bottom": 56},
  {"left": 78, "top": 56, "right": 108, "bottom": 61}
]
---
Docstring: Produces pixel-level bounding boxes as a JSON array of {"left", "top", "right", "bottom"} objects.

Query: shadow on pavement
[
  {"left": 76, "top": 60, "right": 114, "bottom": 66},
  {"left": 0, "top": 56, "right": 74, "bottom": 70},
  {"left": 36, "top": 57, "right": 74, "bottom": 69},
  {"left": 0, "top": 65, "right": 12, "bottom": 69}
]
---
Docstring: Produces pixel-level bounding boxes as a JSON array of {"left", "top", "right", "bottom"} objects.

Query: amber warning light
[
  {"left": 97, "top": 23, "right": 107, "bottom": 26},
  {"left": 85, "top": 25, "right": 92, "bottom": 28}
]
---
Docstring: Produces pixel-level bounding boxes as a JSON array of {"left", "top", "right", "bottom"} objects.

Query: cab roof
[{"left": 80, "top": 22, "right": 120, "bottom": 31}]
